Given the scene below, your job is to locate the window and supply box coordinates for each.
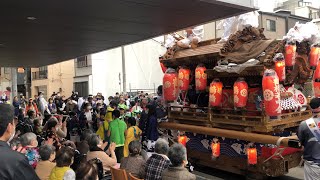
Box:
[32,66,48,80]
[266,19,276,32]
[310,12,319,19]
[74,81,89,97]
[76,56,91,68]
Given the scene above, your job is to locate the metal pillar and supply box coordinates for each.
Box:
[121,46,127,93]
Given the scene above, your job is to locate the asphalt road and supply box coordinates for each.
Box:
[193,166,304,180]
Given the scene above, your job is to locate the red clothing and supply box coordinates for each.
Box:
[25,103,39,114]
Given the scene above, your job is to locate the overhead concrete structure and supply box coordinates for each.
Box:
[0,0,254,67]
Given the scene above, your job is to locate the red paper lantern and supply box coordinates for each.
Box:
[285,42,296,69]
[209,79,223,107]
[233,77,248,108]
[163,68,178,102]
[211,140,220,158]
[309,45,320,70]
[262,69,281,116]
[195,65,207,91]
[247,147,257,165]
[178,67,191,91]
[274,53,285,83]
[178,135,187,147]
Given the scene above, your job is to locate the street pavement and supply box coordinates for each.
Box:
[193,167,304,180]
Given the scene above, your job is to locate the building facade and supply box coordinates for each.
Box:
[275,0,320,19]
[0,67,13,100]
[201,10,311,41]
[74,39,166,97]
[31,60,75,100]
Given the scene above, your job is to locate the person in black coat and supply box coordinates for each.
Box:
[0,104,39,180]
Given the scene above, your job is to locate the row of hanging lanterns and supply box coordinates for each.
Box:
[163,65,206,102]
[177,136,257,165]
[163,66,282,117]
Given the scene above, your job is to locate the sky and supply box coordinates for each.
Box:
[255,0,320,12]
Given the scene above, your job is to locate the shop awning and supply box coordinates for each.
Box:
[0,0,254,67]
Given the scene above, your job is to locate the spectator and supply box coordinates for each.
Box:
[20,95,27,109]
[96,111,110,145]
[20,132,40,168]
[144,138,170,180]
[105,101,116,122]
[86,134,117,173]
[75,159,99,180]
[0,104,39,179]
[76,129,93,155]
[143,104,158,152]
[108,110,127,162]
[162,143,196,180]
[26,98,39,115]
[48,98,57,114]
[37,92,48,116]
[13,96,20,116]
[33,119,43,136]
[121,140,145,178]
[18,108,25,122]
[124,117,142,157]
[36,145,56,180]
[45,117,67,139]
[66,98,78,115]
[49,146,75,180]
[298,98,320,179]
[118,98,128,110]
[26,109,37,125]
[79,103,95,131]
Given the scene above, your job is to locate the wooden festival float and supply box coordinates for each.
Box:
[158,25,320,179]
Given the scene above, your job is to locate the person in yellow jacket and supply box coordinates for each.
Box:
[124,117,142,157]
[49,147,75,180]
[96,111,110,142]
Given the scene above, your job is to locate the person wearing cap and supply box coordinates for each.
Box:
[298,97,320,179]
[118,98,128,111]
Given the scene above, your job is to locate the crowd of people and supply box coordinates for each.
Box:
[0,86,196,180]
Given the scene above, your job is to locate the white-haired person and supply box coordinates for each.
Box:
[20,132,40,169]
[162,143,196,180]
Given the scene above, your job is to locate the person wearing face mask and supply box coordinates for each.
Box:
[20,132,40,169]
[161,143,196,180]
[79,103,96,131]
[0,104,40,180]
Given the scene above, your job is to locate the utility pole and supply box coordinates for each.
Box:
[11,67,18,102]
[121,46,127,93]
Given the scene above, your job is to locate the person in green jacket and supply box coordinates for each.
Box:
[108,110,127,163]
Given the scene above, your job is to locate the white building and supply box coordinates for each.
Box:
[74,39,166,97]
